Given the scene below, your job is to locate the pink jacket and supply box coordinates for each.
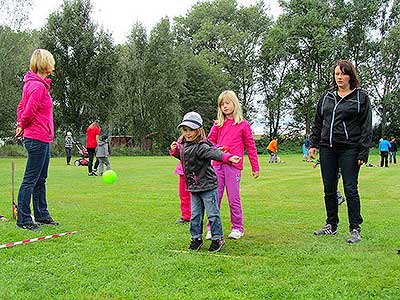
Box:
[17,71,54,143]
[174,161,184,175]
[208,119,260,172]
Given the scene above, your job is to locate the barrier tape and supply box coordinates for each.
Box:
[0,231,79,249]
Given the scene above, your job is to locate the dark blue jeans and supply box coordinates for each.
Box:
[320,146,363,231]
[17,138,52,225]
[65,147,72,164]
[190,188,223,240]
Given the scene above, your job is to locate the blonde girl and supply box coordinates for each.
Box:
[207,90,260,240]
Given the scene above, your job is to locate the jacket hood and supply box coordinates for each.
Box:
[23,71,51,89]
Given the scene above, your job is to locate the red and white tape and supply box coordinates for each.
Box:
[0,231,79,249]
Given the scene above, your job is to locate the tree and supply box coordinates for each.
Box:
[360,0,400,135]
[259,20,296,138]
[145,18,185,151]
[179,50,231,131]
[0,0,37,138]
[175,0,270,118]
[0,0,32,30]
[111,23,151,146]
[275,0,342,134]
[40,0,117,133]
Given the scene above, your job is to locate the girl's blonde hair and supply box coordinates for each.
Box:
[216,90,243,127]
[30,49,55,75]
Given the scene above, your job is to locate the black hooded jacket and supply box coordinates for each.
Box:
[171,140,231,193]
[310,88,372,162]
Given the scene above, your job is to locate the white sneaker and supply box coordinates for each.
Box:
[228,229,244,239]
[205,231,212,240]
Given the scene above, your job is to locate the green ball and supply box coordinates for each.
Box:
[102,170,117,184]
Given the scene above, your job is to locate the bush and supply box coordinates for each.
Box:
[0,144,27,157]
[255,136,304,154]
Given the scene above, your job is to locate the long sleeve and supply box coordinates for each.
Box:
[358,92,372,162]
[310,93,325,149]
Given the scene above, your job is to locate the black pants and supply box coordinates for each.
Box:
[65,147,72,164]
[87,148,99,173]
[380,151,388,167]
[320,146,363,231]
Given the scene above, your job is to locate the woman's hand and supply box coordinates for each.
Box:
[229,155,241,164]
[252,171,259,179]
[309,147,317,159]
[358,160,364,166]
[15,127,23,138]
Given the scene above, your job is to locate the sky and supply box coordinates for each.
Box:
[30,0,282,44]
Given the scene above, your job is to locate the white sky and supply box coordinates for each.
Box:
[30,0,282,44]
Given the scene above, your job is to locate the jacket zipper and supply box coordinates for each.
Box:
[181,143,188,190]
[343,121,349,140]
[329,99,343,147]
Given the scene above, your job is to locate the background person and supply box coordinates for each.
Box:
[379,136,391,167]
[389,136,397,164]
[65,131,75,165]
[267,138,278,163]
[95,133,112,176]
[86,121,100,176]
[309,60,372,244]
[15,49,59,230]
[173,136,191,224]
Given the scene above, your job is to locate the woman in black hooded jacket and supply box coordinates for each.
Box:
[309,60,372,244]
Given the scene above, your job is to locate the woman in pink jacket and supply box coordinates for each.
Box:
[206,90,260,240]
[15,49,59,231]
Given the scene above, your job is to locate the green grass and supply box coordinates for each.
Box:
[0,154,399,299]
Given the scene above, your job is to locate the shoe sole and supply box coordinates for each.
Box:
[314,231,337,235]
[36,223,59,226]
[228,233,244,239]
[16,225,41,231]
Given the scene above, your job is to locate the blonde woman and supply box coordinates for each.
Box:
[207,90,260,240]
[15,49,59,230]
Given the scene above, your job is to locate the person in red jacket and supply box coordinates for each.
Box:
[86,121,101,176]
[15,49,59,230]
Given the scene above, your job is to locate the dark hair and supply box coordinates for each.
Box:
[383,136,388,140]
[331,60,360,90]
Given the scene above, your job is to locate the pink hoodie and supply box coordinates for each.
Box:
[17,71,54,143]
[208,119,260,172]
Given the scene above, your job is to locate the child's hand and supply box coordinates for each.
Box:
[170,141,177,151]
[252,171,259,179]
[229,155,241,164]
[218,145,230,153]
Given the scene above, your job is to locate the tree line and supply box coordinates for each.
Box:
[1,0,399,151]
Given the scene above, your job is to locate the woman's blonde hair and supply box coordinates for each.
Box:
[29,49,55,75]
[216,90,243,127]
[89,121,100,129]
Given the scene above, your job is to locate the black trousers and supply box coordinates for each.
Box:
[380,151,388,167]
[65,147,72,164]
[319,146,363,231]
[87,148,99,173]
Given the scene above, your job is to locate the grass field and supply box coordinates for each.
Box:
[0,154,399,299]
